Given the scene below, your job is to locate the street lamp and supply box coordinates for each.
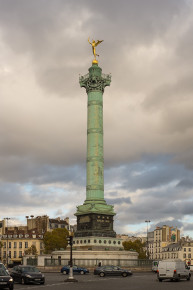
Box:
[4,217,10,267]
[64,235,77,283]
[145,220,151,259]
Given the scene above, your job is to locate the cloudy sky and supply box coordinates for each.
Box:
[0,0,193,237]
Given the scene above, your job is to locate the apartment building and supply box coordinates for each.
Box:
[162,241,193,265]
[0,228,44,265]
[148,225,180,260]
[0,215,70,265]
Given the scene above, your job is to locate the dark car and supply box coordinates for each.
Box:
[10,266,45,285]
[61,265,89,275]
[94,265,133,277]
[0,268,14,290]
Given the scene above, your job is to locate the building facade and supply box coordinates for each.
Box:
[148,225,180,260]
[162,241,193,265]
[0,215,70,265]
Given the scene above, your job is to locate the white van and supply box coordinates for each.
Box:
[157,260,191,282]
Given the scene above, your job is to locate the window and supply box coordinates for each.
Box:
[189,248,191,252]
[94,240,97,243]
[25,242,28,248]
[14,242,17,248]
[9,251,11,258]
[3,242,6,248]
[183,254,186,258]
[3,251,6,258]
[14,251,17,258]
[8,242,11,248]
[184,248,186,252]
[19,242,22,248]
[188,254,191,258]
[19,251,22,258]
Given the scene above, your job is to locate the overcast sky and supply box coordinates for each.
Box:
[0,0,193,237]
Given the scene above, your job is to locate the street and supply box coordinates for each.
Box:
[12,272,193,290]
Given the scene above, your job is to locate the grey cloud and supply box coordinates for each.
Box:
[150,220,183,231]
[111,185,193,227]
[0,156,86,186]
[0,0,193,236]
[106,197,132,205]
[183,224,193,232]
[177,179,193,188]
[105,155,193,191]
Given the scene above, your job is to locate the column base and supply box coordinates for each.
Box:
[64,278,78,282]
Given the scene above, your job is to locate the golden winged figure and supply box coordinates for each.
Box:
[88,37,103,63]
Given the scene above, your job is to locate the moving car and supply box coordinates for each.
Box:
[0,268,14,290]
[60,265,89,275]
[94,265,133,277]
[157,260,191,282]
[10,266,45,285]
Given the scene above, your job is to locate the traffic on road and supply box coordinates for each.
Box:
[4,271,193,290]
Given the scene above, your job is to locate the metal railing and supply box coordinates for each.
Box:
[44,258,152,268]
[26,258,38,266]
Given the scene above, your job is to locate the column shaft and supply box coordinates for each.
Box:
[86,91,104,201]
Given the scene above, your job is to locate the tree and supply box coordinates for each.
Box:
[25,245,38,255]
[123,239,146,259]
[43,228,69,254]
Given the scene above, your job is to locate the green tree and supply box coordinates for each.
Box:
[123,239,146,259]
[25,245,38,255]
[43,228,69,254]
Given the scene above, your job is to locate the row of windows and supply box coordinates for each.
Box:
[74,239,121,245]
[3,242,43,249]
[153,253,179,259]
[184,248,192,252]
[3,251,23,258]
[4,242,29,249]
[183,254,191,258]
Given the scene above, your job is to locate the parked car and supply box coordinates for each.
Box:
[60,265,89,275]
[157,260,191,282]
[0,268,14,290]
[0,264,9,275]
[10,266,45,285]
[94,265,133,277]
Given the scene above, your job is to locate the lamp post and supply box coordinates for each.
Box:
[145,220,150,259]
[4,217,10,267]
[64,235,78,282]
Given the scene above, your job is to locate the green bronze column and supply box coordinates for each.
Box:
[75,63,115,217]
[74,40,116,239]
[85,64,107,203]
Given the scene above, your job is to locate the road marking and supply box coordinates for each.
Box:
[15,282,66,289]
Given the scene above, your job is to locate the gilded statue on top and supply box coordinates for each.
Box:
[88,37,103,64]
